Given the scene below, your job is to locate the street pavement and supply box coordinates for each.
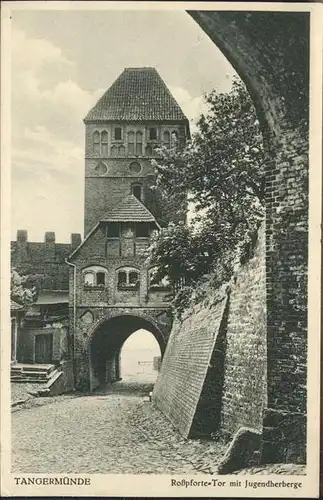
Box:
[11,377,226,474]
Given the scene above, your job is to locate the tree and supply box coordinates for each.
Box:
[149,78,265,311]
[11,267,39,306]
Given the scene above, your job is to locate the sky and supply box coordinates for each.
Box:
[9,8,238,243]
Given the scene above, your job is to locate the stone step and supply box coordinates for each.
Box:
[11,364,58,383]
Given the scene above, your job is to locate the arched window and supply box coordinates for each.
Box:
[84,271,95,287]
[145,144,152,156]
[101,130,109,156]
[117,268,140,290]
[93,131,100,155]
[114,127,122,140]
[96,272,105,286]
[118,145,125,157]
[111,145,117,157]
[117,271,127,286]
[83,266,107,288]
[131,184,142,201]
[136,131,143,156]
[128,131,135,155]
[149,127,158,140]
[163,131,170,148]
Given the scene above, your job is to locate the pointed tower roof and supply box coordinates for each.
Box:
[84,67,188,123]
[101,194,158,225]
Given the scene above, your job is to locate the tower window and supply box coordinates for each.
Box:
[93,131,100,155]
[93,130,109,156]
[114,127,122,140]
[132,184,142,201]
[127,131,135,155]
[101,131,109,156]
[136,131,143,155]
[149,128,157,140]
[107,223,120,238]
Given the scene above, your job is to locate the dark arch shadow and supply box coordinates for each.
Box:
[90,314,166,388]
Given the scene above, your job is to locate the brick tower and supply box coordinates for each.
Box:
[68,68,190,390]
[83,67,190,236]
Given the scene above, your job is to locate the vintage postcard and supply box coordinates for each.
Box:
[1,1,322,497]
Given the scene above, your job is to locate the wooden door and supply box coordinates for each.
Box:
[35,334,53,364]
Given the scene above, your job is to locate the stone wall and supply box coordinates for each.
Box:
[153,222,266,440]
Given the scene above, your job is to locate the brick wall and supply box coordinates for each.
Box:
[153,285,229,438]
[189,10,308,463]
[84,122,187,234]
[11,231,81,291]
[153,223,266,439]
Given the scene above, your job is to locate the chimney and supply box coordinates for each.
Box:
[45,231,55,261]
[71,233,82,250]
[16,230,28,262]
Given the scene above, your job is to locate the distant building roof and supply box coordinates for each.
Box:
[84,67,188,123]
[36,290,69,305]
[101,194,158,224]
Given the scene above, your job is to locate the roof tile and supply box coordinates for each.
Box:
[84,68,188,122]
[101,194,157,224]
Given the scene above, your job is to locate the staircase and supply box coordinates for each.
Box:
[11,363,57,383]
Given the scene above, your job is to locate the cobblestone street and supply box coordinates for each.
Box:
[12,378,227,474]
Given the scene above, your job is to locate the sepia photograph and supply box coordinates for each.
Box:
[1,1,321,497]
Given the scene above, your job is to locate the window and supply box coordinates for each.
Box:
[110,145,117,157]
[83,266,107,288]
[135,224,150,237]
[149,128,157,140]
[129,271,138,285]
[136,131,143,155]
[93,131,100,155]
[101,131,109,156]
[118,145,125,157]
[163,130,170,148]
[128,131,135,155]
[93,130,109,156]
[114,127,122,140]
[84,272,94,286]
[117,271,127,286]
[129,161,142,174]
[132,184,142,201]
[96,272,105,286]
[117,268,140,290]
[145,144,152,156]
[107,223,120,237]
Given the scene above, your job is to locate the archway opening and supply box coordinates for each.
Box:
[90,315,166,392]
[120,329,161,385]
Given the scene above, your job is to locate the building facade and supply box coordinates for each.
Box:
[68,68,190,390]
